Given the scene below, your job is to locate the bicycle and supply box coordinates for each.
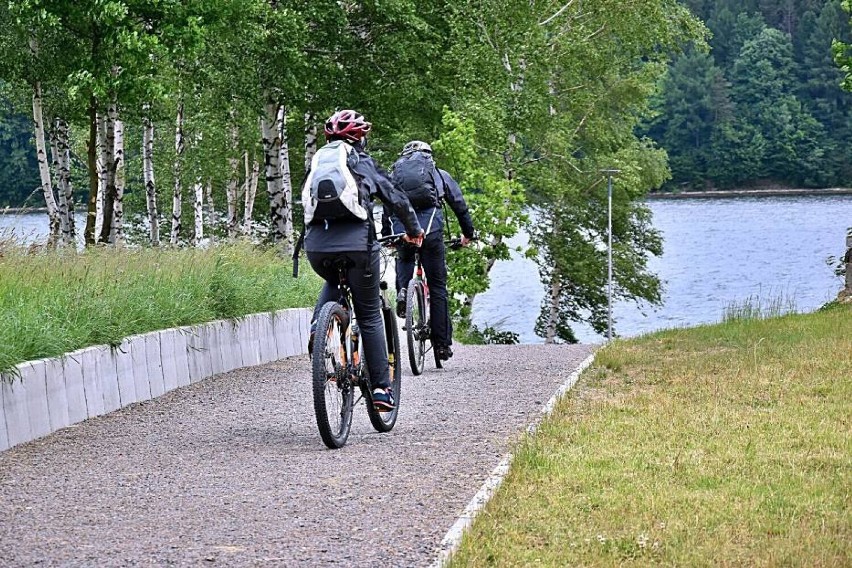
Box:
[386,221,466,376]
[311,241,402,449]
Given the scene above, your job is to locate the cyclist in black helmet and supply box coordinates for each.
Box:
[382,140,476,362]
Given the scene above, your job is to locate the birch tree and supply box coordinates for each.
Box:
[260,102,286,243]
[31,79,60,243]
[142,105,159,245]
[226,125,241,238]
[277,106,294,254]
[52,118,74,245]
[110,111,126,245]
[170,102,184,245]
[243,155,259,235]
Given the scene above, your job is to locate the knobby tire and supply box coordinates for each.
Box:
[406,283,427,376]
[366,305,401,432]
[312,301,354,449]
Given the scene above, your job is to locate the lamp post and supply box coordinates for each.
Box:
[600,169,621,342]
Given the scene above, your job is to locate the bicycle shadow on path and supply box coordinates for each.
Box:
[0,342,596,567]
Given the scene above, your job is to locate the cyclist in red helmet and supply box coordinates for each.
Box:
[302,109,423,412]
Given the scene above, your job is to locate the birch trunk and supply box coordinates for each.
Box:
[225,128,240,238]
[95,112,107,241]
[170,102,185,245]
[111,114,126,245]
[277,106,294,255]
[98,107,116,244]
[84,97,98,245]
[49,122,68,241]
[193,176,204,247]
[54,118,75,245]
[142,106,159,246]
[32,81,60,243]
[191,131,204,247]
[243,158,259,235]
[304,111,317,172]
[544,273,561,344]
[261,102,288,245]
[205,179,215,227]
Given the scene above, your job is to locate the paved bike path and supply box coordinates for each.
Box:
[0,343,595,567]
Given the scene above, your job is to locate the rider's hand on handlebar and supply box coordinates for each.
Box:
[403,230,425,247]
[460,235,472,247]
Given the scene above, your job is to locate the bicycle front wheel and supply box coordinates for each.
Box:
[367,305,402,432]
[406,282,427,376]
[312,301,354,449]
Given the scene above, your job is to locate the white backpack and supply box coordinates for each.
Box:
[302,140,369,224]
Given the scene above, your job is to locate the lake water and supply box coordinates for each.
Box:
[3,196,851,345]
[472,195,852,344]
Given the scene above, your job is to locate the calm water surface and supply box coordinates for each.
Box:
[3,196,850,345]
[472,195,852,344]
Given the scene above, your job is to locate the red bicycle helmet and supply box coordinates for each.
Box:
[324,109,372,143]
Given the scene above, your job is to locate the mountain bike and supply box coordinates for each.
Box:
[311,246,401,449]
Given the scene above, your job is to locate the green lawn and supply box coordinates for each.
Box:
[450,303,851,567]
[0,243,321,373]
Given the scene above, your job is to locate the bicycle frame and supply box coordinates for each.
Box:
[331,254,397,388]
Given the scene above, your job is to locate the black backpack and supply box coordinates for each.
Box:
[391,151,440,210]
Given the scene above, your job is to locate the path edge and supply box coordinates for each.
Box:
[429,351,597,568]
[0,308,311,453]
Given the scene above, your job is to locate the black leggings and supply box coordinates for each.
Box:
[395,230,452,348]
[307,249,390,390]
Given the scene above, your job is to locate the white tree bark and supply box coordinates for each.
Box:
[304,111,317,172]
[32,81,60,243]
[142,106,160,246]
[111,113,126,245]
[192,131,204,247]
[99,104,117,244]
[205,179,216,225]
[49,122,68,241]
[171,102,185,245]
[226,127,240,238]
[53,118,75,245]
[193,176,204,247]
[243,158,259,235]
[277,106,294,255]
[261,102,289,246]
[95,112,107,241]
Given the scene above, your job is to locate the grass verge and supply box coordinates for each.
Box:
[0,243,321,374]
[450,304,851,567]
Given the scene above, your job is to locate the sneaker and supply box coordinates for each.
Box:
[396,289,407,319]
[372,387,395,412]
[436,345,453,361]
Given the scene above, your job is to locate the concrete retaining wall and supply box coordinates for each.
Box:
[0,308,311,452]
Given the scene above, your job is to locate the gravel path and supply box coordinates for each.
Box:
[0,342,595,567]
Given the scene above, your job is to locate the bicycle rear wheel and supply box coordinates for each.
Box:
[367,305,402,432]
[312,301,354,449]
[406,283,427,375]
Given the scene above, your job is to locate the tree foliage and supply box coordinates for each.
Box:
[650,0,852,191]
[1,0,709,342]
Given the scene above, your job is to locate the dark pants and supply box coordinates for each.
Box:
[395,231,452,348]
[307,249,390,390]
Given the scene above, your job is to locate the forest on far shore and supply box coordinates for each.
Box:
[646,0,852,191]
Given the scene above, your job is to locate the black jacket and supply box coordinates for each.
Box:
[383,168,475,239]
[304,148,422,254]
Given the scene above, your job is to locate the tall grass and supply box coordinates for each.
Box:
[0,242,321,373]
[722,291,798,322]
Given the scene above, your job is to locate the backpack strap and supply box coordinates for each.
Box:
[292,228,305,278]
[436,169,452,203]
